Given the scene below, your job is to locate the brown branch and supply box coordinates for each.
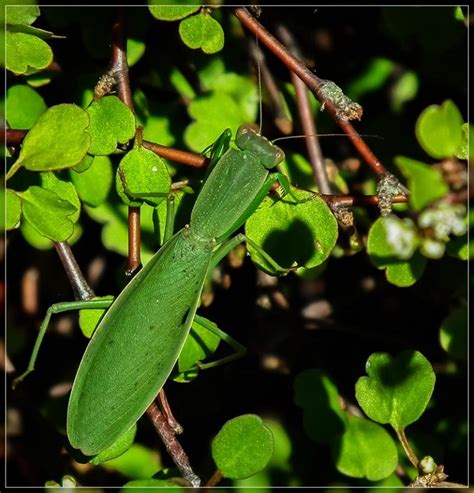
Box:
[146,402,201,487]
[276,24,331,194]
[234,7,386,177]
[143,139,208,168]
[127,207,142,276]
[2,129,27,146]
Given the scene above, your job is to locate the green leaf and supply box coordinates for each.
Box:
[127,38,145,67]
[212,414,274,479]
[366,215,419,262]
[79,295,114,338]
[6,84,47,129]
[367,217,427,287]
[20,219,54,250]
[390,70,419,113]
[355,351,436,430]
[245,188,338,275]
[395,156,449,211]
[148,4,200,22]
[6,5,39,25]
[90,424,137,465]
[6,31,53,75]
[294,369,346,444]
[415,100,464,159]
[116,146,171,207]
[418,202,467,242]
[332,415,398,481]
[8,104,90,179]
[179,12,224,54]
[6,189,22,230]
[19,186,78,241]
[455,123,473,160]
[185,90,257,152]
[40,172,81,224]
[440,307,467,360]
[70,156,113,207]
[86,96,136,155]
[173,317,221,382]
[346,57,394,101]
[102,443,161,480]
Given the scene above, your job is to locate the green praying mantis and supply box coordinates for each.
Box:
[12,124,291,456]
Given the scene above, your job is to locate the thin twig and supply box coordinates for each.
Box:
[54,242,95,302]
[396,428,419,470]
[127,207,141,276]
[234,7,386,176]
[204,469,223,488]
[276,24,331,194]
[146,402,201,487]
[143,139,208,168]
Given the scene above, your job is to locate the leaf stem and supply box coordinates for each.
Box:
[396,427,420,470]
[204,469,223,487]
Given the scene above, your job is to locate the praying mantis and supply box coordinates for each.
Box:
[13,124,291,456]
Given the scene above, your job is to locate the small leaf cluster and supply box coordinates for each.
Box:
[367,100,469,287]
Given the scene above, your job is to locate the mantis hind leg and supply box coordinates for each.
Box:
[12,299,114,389]
[191,314,246,370]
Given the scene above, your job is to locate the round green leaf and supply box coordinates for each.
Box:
[86,96,136,155]
[212,414,274,479]
[70,155,113,207]
[149,4,200,21]
[79,295,115,338]
[6,189,22,230]
[127,38,145,67]
[19,186,78,241]
[6,84,47,129]
[456,123,473,160]
[294,369,346,444]
[355,350,436,430]
[415,100,464,159]
[20,219,54,250]
[367,215,419,263]
[6,5,39,25]
[367,217,427,287]
[6,31,53,75]
[173,316,221,382]
[10,104,90,177]
[179,12,224,54]
[245,189,338,275]
[90,424,137,465]
[440,307,467,360]
[395,156,449,211]
[332,415,398,481]
[116,146,171,207]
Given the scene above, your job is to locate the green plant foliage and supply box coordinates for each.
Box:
[346,57,394,101]
[246,188,338,275]
[173,317,221,382]
[456,122,473,160]
[102,443,161,480]
[20,219,54,250]
[79,295,115,338]
[395,157,448,212]
[70,156,113,207]
[211,414,274,479]
[6,84,47,129]
[116,146,171,207]
[40,172,81,224]
[415,100,464,159]
[19,186,78,241]
[86,96,136,155]
[6,31,53,75]
[148,4,200,22]
[332,415,398,481]
[179,12,224,54]
[90,424,137,465]
[6,189,22,230]
[355,351,436,430]
[7,104,90,179]
[6,5,39,25]
[185,88,257,152]
[122,478,184,490]
[367,217,427,287]
[294,369,346,443]
[390,70,419,113]
[439,307,467,360]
